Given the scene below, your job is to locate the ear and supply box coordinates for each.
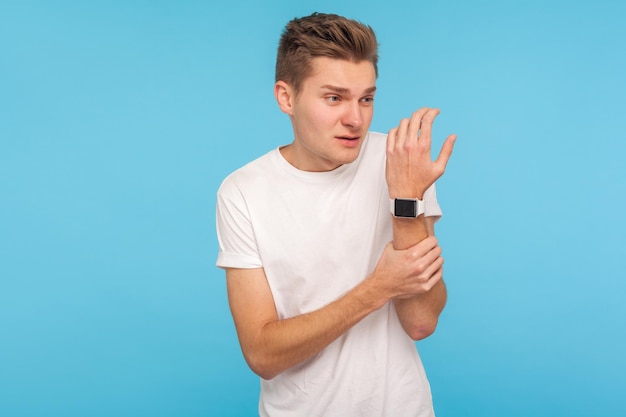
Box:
[274,81,295,116]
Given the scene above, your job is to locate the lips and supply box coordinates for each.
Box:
[336,135,361,148]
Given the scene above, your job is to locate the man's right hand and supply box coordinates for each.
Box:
[369,236,444,300]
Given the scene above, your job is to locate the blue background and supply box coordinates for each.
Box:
[1,1,625,416]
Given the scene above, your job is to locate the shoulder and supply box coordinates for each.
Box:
[218,149,277,197]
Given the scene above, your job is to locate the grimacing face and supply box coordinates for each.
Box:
[275,57,377,172]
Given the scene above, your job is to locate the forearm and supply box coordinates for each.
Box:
[392,216,447,339]
[240,277,387,380]
[392,215,428,250]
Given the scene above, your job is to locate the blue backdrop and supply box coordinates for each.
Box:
[1,1,625,416]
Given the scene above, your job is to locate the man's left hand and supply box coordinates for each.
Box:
[386,108,456,199]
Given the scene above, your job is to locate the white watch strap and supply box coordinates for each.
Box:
[416,198,425,216]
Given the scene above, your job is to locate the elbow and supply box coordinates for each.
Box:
[406,318,439,341]
[244,351,280,381]
[252,366,279,381]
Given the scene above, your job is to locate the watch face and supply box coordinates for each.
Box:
[395,199,417,218]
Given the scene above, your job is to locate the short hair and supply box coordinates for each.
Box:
[275,12,379,93]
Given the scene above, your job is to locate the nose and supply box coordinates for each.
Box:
[342,101,364,129]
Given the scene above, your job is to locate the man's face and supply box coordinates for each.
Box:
[280,57,376,172]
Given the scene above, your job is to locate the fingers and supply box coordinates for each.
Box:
[400,236,443,274]
[389,108,430,148]
[420,252,444,279]
[420,265,444,292]
[386,126,397,153]
[395,117,410,150]
[417,108,440,146]
[386,107,456,198]
[391,108,441,149]
[408,235,439,259]
[407,108,429,144]
[412,108,457,175]
[434,133,457,174]
[377,238,445,297]
[403,238,444,293]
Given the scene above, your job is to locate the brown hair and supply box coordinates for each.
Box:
[275,12,379,93]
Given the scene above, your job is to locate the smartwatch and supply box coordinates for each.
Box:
[390,198,425,218]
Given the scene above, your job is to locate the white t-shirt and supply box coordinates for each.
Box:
[216,132,441,417]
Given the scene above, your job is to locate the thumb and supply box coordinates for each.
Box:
[434,134,457,172]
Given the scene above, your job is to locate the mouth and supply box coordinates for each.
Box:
[336,135,360,141]
[336,135,361,148]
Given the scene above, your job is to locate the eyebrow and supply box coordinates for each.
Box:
[320,85,377,95]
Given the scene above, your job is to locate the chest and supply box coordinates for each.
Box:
[247,170,391,317]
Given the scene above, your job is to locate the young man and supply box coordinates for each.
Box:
[216,12,456,417]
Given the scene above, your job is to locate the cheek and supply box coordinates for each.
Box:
[364,106,374,120]
[303,110,336,131]
[318,107,343,126]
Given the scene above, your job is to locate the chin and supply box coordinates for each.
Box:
[336,151,361,166]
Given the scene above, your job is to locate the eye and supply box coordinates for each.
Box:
[361,96,374,104]
[326,95,340,103]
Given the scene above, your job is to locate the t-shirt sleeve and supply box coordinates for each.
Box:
[215,180,263,269]
[424,183,443,221]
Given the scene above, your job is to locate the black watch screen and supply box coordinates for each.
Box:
[394,199,417,218]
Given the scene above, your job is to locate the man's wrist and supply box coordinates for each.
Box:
[388,188,425,201]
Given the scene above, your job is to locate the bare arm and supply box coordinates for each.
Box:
[226,227,449,380]
[226,108,455,379]
[391,217,447,340]
[386,108,456,340]
[226,267,384,380]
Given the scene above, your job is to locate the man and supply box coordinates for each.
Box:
[216,12,456,417]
